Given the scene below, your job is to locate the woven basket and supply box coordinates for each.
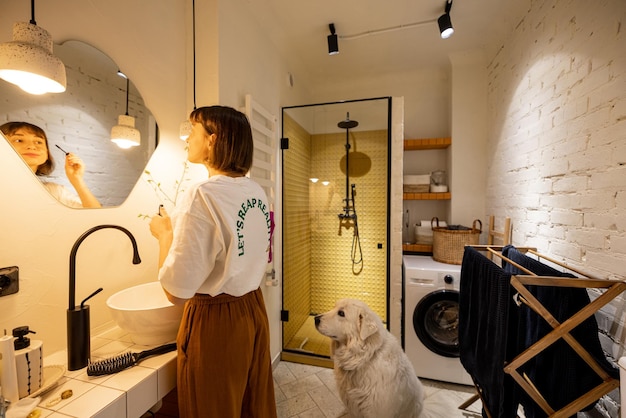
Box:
[431,218,482,265]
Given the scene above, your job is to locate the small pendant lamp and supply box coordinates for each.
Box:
[179,0,197,140]
[0,0,66,95]
[111,71,141,149]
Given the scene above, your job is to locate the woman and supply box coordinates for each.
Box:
[149,106,276,418]
[1,121,101,208]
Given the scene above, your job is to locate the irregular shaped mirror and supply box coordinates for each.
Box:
[0,40,158,207]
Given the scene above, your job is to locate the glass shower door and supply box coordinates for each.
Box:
[281,97,391,363]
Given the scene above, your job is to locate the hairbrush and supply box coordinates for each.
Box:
[86,342,176,376]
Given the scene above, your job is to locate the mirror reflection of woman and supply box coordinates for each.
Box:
[1,122,101,208]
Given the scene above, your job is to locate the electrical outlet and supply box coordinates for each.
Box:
[0,266,19,297]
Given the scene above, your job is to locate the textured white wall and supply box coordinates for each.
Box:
[486,1,626,414]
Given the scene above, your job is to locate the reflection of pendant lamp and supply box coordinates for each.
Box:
[0,0,66,95]
[179,0,197,140]
[111,71,141,149]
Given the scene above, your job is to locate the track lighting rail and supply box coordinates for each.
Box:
[339,19,436,41]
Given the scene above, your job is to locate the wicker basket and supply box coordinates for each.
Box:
[431,218,482,265]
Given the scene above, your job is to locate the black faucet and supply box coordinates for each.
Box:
[67,225,141,371]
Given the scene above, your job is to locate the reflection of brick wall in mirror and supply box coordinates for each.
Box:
[0,40,158,207]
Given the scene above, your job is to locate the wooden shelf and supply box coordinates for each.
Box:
[404,137,451,150]
[402,243,433,253]
[402,137,451,249]
[403,192,451,200]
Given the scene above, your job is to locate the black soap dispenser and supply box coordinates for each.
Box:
[12,326,34,350]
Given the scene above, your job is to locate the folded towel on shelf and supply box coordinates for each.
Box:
[502,245,619,418]
[459,246,521,418]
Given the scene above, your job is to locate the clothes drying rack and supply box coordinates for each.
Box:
[459,244,626,418]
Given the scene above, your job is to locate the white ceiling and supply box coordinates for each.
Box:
[245,0,531,86]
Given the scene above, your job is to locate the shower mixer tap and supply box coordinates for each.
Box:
[339,184,357,220]
[337,115,363,270]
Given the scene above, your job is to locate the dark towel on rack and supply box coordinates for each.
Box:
[502,245,619,418]
[459,246,521,418]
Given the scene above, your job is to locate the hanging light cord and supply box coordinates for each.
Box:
[124,78,130,116]
[29,0,37,25]
[350,184,363,270]
[192,0,197,110]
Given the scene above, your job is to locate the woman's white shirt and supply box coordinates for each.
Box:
[159,175,272,298]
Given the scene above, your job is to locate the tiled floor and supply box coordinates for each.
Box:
[273,361,482,418]
[149,360,484,418]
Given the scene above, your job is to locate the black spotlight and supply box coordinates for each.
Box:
[327,23,339,55]
[438,0,454,39]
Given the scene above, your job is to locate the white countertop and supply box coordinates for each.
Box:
[25,326,177,418]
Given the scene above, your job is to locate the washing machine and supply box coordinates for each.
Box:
[403,255,473,385]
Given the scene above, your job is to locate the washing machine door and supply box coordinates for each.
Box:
[413,289,460,358]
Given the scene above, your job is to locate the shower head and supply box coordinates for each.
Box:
[338,112,358,129]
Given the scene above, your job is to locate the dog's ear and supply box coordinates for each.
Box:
[358,308,379,340]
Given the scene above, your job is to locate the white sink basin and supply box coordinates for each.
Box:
[107,281,183,346]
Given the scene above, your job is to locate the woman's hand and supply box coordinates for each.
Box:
[64,152,101,208]
[150,206,174,269]
[150,206,173,239]
[64,152,86,183]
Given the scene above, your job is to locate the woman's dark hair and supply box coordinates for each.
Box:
[189,106,253,175]
[0,121,54,175]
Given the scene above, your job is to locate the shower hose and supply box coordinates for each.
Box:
[350,184,363,270]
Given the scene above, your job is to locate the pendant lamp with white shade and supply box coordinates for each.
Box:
[111,71,141,149]
[0,0,66,95]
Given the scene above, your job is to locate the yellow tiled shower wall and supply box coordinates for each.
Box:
[309,129,388,316]
[283,115,388,347]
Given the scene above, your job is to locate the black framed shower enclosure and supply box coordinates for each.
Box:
[280,97,392,365]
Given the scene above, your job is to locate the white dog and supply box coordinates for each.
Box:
[315,298,424,418]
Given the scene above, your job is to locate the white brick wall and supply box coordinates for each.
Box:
[486,0,626,414]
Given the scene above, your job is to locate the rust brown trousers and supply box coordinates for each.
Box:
[176,287,277,418]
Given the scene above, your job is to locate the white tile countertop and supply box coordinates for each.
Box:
[26,326,177,418]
